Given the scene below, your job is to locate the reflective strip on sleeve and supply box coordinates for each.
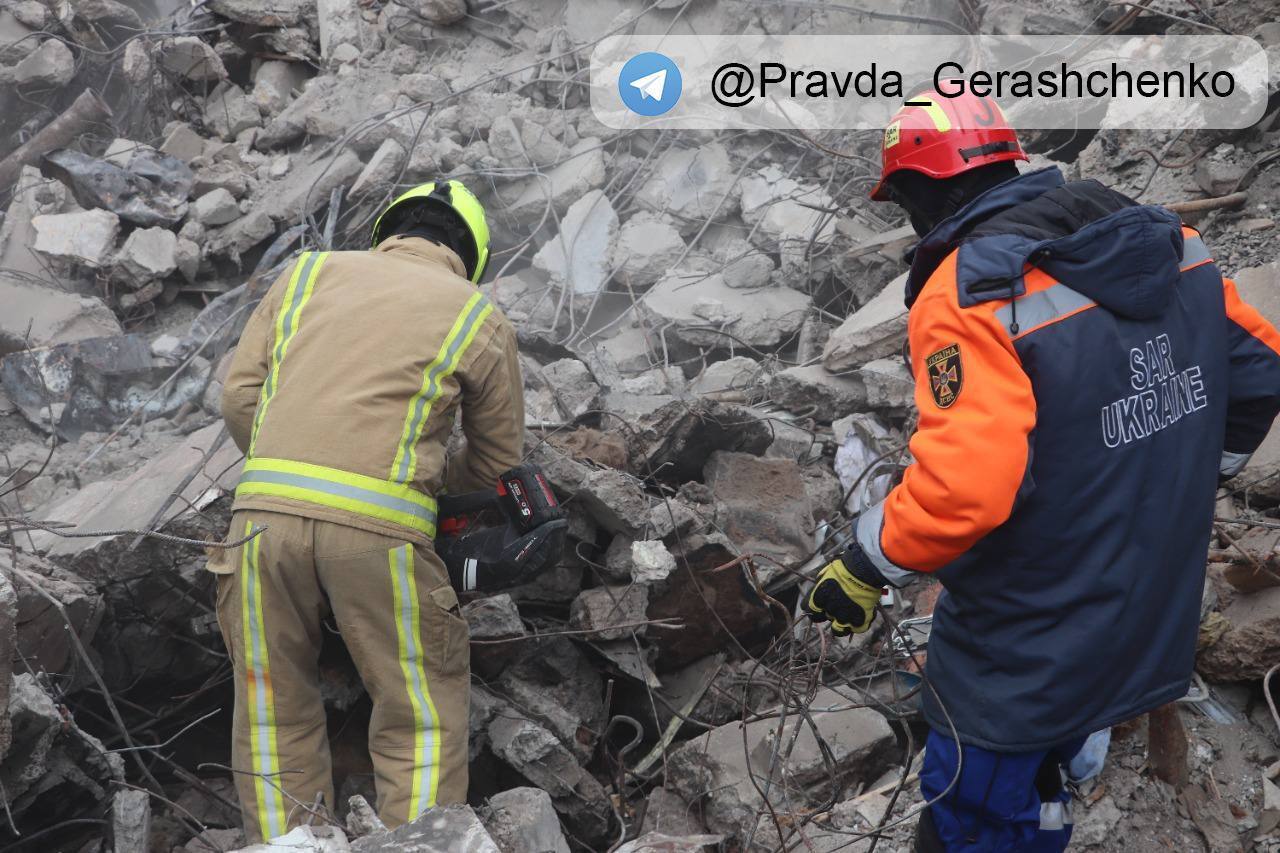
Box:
[1180,236,1212,271]
[240,521,286,840]
[389,543,442,820]
[994,283,1096,340]
[237,457,438,537]
[248,251,328,457]
[390,293,494,485]
[856,502,916,588]
[1221,449,1251,478]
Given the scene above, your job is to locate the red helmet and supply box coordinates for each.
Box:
[869,87,1028,201]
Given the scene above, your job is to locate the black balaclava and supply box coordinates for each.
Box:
[381,204,474,274]
[888,160,1021,238]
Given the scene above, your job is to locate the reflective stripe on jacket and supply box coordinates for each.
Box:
[222,237,525,544]
[856,168,1280,751]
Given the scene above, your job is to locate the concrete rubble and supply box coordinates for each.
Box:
[0,0,1275,850]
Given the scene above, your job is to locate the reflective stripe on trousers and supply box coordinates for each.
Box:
[236,457,438,537]
[240,519,287,840]
[388,543,442,820]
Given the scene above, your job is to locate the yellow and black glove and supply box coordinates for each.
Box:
[803,544,890,635]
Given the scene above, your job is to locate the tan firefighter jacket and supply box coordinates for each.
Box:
[221,236,525,546]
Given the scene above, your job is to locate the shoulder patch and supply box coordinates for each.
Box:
[925,343,963,409]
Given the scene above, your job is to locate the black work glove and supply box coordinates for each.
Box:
[803,544,890,636]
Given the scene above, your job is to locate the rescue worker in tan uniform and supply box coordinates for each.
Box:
[211,180,523,843]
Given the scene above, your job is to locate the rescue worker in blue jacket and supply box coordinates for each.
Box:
[803,88,1280,851]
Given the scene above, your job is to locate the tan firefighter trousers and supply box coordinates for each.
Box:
[211,509,470,843]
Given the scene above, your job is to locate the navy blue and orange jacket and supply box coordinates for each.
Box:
[856,167,1280,751]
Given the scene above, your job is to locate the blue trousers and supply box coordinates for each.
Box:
[918,729,1086,852]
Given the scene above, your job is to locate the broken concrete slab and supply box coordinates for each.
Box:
[10,38,74,87]
[494,635,605,763]
[615,834,723,853]
[537,358,601,421]
[114,226,178,285]
[610,396,773,484]
[0,673,123,826]
[480,787,570,853]
[576,468,649,536]
[767,364,865,419]
[31,208,120,268]
[612,213,686,291]
[351,805,498,851]
[666,687,895,846]
[206,0,314,26]
[532,189,619,295]
[636,143,739,235]
[351,138,405,196]
[823,273,910,372]
[21,423,241,689]
[704,451,814,582]
[861,357,914,413]
[643,271,811,349]
[158,36,227,82]
[739,164,837,275]
[690,356,762,399]
[203,83,261,141]
[487,713,611,844]
[257,68,398,151]
[0,277,122,356]
[569,584,650,641]
[502,137,607,219]
[259,148,363,224]
[205,209,275,264]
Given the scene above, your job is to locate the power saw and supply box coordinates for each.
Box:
[436,464,567,593]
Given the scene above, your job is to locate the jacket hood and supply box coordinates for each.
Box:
[904,167,1186,321]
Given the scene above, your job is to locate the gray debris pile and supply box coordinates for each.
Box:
[0,0,1277,851]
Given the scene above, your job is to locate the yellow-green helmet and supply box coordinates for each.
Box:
[371,180,491,283]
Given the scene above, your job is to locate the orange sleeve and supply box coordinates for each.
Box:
[1222,276,1280,358]
[856,254,1037,580]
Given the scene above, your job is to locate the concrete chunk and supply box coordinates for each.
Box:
[767,364,865,419]
[0,278,121,355]
[112,789,152,853]
[533,190,618,295]
[203,83,261,140]
[667,687,895,846]
[480,787,570,853]
[861,357,914,413]
[31,209,120,268]
[159,36,227,81]
[115,226,178,284]
[612,214,686,291]
[823,272,910,372]
[191,188,240,226]
[643,271,810,349]
[637,143,738,234]
[704,451,813,582]
[576,468,649,536]
[252,59,308,115]
[11,38,74,87]
[569,584,650,641]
